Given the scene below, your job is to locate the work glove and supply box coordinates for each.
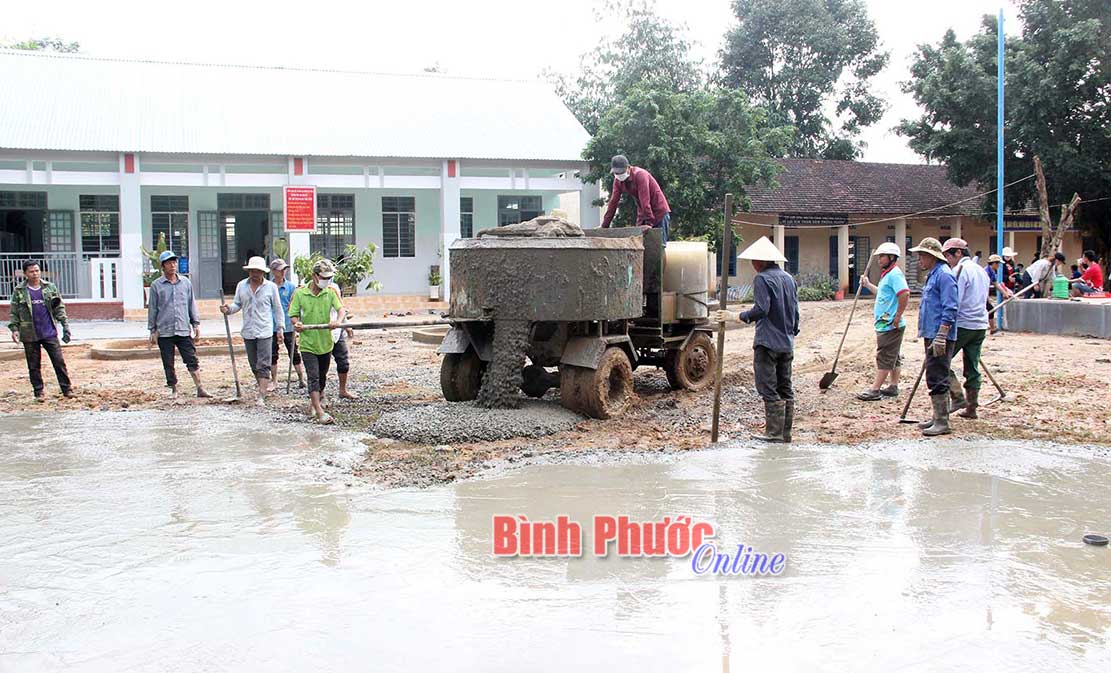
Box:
[930,327,950,357]
[62,327,71,344]
[714,310,738,323]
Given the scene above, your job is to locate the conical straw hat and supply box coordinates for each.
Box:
[737,235,787,263]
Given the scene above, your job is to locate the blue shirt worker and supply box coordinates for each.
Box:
[941,238,991,420]
[147,250,209,399]
[908,237,958,436]
[856,242,910,401]
[268,258,305,390]
[221,256,284,406]
[715,236,800,443]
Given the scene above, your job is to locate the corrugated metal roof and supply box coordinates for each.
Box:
[0,50,591,162]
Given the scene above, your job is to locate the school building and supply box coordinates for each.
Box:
[0,50,596,318]
[737,159,1090,293]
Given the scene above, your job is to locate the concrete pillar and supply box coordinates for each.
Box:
[579,165,601,229]
[773,223,785,254]
[1007,231,1015,251]
[286,156,311,286]
[837,224,850,297]
[951,218,962,239]
[288,233,310,285]
[118,153,145,310]
[439,159,462,297]
[895,217,907,272]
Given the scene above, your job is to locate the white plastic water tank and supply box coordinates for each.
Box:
[663,241,710,320]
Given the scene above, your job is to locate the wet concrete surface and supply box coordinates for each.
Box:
[3,409,1111,671]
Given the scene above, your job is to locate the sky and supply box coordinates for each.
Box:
[3,0,1019,164]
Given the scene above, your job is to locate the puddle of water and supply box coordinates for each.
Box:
[2,409,1110,672]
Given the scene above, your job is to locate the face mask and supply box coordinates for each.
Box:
[318,277,332,289]
[615,172,630,182]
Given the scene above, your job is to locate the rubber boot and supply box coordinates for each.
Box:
[922,394,952,436]
[957,387,979,419]
[752,400,786,442]
[190,371,211,398]
[782,401,794,443]
[948,375,967,413]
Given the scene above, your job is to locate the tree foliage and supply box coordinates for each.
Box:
[898,1,1111,250]
[2,37,80,52]
[719,0,888,159]
[544,0,704,135]
[583,84,792,239]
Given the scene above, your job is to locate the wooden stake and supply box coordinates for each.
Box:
[711,194,733,443]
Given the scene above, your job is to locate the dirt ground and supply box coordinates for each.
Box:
[3,299,1110,487]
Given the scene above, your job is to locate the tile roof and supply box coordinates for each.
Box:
[745,159,982,216]
[0,50,590,162]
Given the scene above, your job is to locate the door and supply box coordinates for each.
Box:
[851,236,869,293]
[268,210,285,259]
[196,211,222,299]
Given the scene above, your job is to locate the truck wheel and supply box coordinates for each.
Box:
[664,332,716,392]
[440,351,485,402]
[559,365,589,414]
[582,347,635,419]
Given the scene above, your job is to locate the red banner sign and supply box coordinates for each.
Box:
[284,185,317,232]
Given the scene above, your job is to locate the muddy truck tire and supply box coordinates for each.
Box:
[560,347,634,419]
[664,332,716,392]
[441,351,486,402]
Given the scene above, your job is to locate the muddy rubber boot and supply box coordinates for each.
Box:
[957,387,979,419]
[782,401,794,443]
[922,394,952,436]
[948,377,967,413]
[752,400,786,442]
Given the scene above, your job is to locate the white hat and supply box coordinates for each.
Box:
[243,256,269,272]
[737,236,787,263]
[875,241,901,257]
[1002,246,1016,258]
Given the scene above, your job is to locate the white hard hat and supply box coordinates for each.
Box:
[737,236,787,263]
[875,241,901,257]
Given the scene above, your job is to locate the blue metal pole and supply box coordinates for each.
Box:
[996,9,1005,315]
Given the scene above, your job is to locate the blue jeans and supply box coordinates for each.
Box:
[657,212,670,245]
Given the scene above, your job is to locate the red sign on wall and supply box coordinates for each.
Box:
[284,185,317,232]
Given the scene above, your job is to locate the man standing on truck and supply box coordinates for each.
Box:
[600,155,672,243]
[713,236,799,443]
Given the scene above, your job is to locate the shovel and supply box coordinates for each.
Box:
[819,251,875,390]
[897,359,928,424]
[220,294,243,402]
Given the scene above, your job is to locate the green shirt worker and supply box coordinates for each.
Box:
[288,259,346,424]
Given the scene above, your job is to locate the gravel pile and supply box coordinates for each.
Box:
[372,399,584,444]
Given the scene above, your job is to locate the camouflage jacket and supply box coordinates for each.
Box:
[8,280,68,342]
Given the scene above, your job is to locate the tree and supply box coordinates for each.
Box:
[583,84,792,239]
[544,0,704,135]
[719,0,889,159]
[898,1,1111,255]
[2,37,80,52]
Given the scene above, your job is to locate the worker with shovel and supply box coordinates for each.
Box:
[714,237,799,442]
[941,238,990,420]
[288,259,346,424]
[855,241,909,401]
[220,256,284,406]
[268,258,305,391]
[908,237,958,436]
[147,250,210,400]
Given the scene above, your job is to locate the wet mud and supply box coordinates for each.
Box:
[476,319,531,409]
[4,409,1111,671]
